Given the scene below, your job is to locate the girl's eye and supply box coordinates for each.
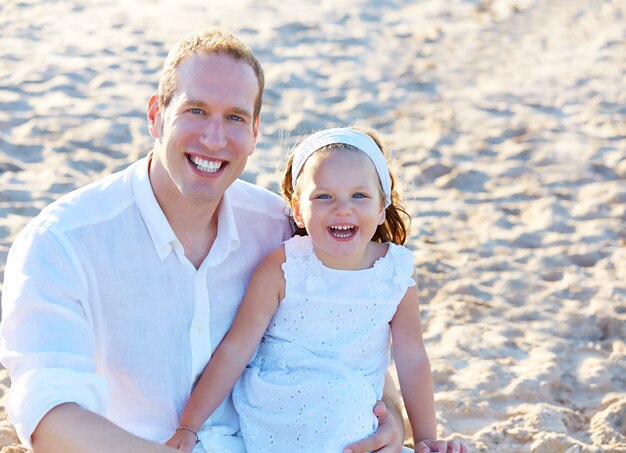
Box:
[352,193,367,199]
[315,194,331,200]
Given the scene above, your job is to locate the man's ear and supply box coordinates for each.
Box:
[147,94,162,138]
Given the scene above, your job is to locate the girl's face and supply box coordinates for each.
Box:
[292,149,386,270]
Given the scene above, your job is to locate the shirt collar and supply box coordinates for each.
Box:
[204,188,240,267]
[132,154,241,265]
[132,155,178,261]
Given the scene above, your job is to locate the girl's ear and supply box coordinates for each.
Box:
[378,202,386,225]
[292,198,305,228]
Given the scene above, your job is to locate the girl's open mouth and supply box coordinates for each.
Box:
[328,225,358,239]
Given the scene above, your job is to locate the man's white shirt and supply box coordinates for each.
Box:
[0,156,291,447]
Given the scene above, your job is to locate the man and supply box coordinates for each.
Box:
[0,29,407,452]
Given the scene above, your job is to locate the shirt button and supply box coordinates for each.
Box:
[195,324,204,334]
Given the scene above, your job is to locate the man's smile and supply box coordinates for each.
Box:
[188,154,226,174]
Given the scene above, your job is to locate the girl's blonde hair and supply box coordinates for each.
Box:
[280,126,411,245]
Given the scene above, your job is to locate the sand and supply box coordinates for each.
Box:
[0,0,624,452]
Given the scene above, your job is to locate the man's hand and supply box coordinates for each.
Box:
[343,400,404,453]
[415,438,469,453]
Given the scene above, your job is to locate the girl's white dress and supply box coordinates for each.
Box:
[232,235,416,453]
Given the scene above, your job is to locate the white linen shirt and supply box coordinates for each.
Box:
[0,156,292,448]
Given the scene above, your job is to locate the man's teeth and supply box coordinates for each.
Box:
[190,155,222,173]
[329,225,355,238]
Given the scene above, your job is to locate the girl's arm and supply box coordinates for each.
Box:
[390,274,437,448]
[170,247,286,443]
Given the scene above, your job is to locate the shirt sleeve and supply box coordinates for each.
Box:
[0,224,109,447]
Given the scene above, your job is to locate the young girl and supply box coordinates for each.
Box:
[166,127,466,453]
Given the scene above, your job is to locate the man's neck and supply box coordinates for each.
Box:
[162,193,221,269]
[148,153,221,269]
[171,207,219,269]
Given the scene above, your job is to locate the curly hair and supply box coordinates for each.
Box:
[280,126,411,245]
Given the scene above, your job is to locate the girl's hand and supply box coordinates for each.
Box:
[415,438,469,453]
[164,430,197,453]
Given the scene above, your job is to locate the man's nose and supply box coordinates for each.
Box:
[199,118,227,150]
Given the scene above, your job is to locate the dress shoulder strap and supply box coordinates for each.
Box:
[386,244,417,290]
[283,235,314,260]
[281,236,327,292]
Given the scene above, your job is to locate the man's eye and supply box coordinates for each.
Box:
[228,115,243,121]
[189,108,204,114]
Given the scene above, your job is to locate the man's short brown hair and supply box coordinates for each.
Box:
[157,29,265,121]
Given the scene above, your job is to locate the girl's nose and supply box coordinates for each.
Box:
[334,198,352,215]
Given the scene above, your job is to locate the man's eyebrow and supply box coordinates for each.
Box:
[230,106,253,118]
[183,99,206,107]
[182,99,252,118]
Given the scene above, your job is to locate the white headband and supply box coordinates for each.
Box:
[291,128,392,208]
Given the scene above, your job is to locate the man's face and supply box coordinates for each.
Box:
[148,53,260,208]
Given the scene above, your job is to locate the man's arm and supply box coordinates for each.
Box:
[1,228,117,449]
[32,404,174,453]
[343,371,406,453]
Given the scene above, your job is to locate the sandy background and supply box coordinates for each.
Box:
[1,0,625,451]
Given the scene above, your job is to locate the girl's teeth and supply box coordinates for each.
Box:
[330,225,355,238]
[190,155,222,173]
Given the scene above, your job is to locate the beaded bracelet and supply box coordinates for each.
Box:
[176,426,200,444]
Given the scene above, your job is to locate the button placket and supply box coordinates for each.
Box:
[189,267,212,380]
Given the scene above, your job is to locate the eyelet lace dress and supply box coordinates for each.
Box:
[232,235,416,452]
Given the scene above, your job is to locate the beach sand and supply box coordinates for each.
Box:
[0,0,625,451]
